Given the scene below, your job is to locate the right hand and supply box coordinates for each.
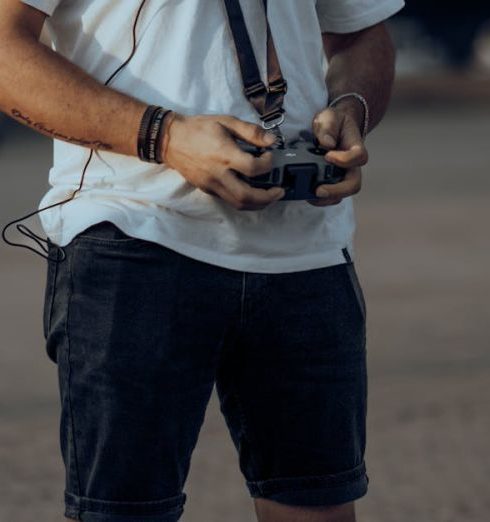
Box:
[162,113,286,210]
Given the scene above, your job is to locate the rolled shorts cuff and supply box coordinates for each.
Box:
[246,462,368,507]
[64,490,186,521]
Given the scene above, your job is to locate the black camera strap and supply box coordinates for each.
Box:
[223,0,288,129]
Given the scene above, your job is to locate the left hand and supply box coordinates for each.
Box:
[308,105,369,207]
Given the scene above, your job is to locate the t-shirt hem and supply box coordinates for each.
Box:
[318,0,405,34]
[46,215,355,275]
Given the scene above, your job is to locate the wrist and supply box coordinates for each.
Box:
[330,99,364,130]
[159,110,179,164]
[327,92,369,139]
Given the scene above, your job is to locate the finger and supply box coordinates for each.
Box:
[307,196,343,207]
[219,170,285,208]
[326,144,368,168]
[325,116,368,168]
[229,150,274,178]
[219,116,277,148]
[315,168,362,200]
[312,109,340,150]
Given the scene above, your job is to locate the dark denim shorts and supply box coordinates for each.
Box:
[43,221,368,521]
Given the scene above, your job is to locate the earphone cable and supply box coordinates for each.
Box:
[1,0,149,262]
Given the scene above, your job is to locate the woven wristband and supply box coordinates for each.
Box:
[137,105,161,161]
[137,105,173,163]
[328,92,370,140]
[146,108,172,163]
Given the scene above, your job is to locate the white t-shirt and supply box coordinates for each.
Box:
[23,0,404,273]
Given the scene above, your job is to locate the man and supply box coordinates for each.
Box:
[0,0,403,521]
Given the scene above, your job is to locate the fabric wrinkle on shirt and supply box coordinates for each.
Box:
[21,0,405,274]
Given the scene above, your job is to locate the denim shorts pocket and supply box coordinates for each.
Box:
[43,245,59,339]
[74,221,145,247]
[344,263,367,321]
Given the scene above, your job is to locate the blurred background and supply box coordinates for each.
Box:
[1,4,490,521]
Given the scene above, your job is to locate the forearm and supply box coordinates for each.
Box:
[0,34,147,156]
[323,23,396,132]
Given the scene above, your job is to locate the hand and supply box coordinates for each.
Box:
[308,104,369,207]
[162,113,286,211]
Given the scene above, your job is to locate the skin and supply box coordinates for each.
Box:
[0,2,395,521]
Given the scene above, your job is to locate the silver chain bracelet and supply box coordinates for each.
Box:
[328,92,370,140]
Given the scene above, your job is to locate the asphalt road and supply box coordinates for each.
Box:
[1,91,489,522]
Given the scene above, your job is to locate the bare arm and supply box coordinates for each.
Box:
[0,1,149,155]
[322,23,396,133]
[0,0,283,210]
[309,22,396,206]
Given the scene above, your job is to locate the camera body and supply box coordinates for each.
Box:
[236,139,346,201]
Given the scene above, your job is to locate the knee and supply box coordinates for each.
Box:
[254,498,356,522]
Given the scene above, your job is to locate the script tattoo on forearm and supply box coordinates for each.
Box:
[10,109,113,150]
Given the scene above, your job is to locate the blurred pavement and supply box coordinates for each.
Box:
[1,79,490,521]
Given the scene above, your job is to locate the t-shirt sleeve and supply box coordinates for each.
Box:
[20,0,62,16]
[316,0,405,34]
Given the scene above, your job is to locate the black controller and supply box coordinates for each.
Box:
[235,138,346,201]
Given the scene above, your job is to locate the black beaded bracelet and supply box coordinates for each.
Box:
[137,105,172,163]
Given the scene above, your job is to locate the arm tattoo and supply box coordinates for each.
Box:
[10,108,113,150]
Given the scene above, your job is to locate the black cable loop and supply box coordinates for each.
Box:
[1,0,149,262]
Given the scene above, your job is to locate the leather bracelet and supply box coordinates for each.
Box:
[137,105,160,161]
[147,108,172,163]
[159,111,177,164]
[137,105,172,163]
[328,92,370,140]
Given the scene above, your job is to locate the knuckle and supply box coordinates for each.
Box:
[235,188,252,205]
[206,175,220,188]
[234,201,247,210]
[220,156,232,168]
[242,156,256,175]
[314,113,336,131]
[251,125,265,142]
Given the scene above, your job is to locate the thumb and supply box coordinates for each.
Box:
[312,109,341,151]
[220,117,277,147]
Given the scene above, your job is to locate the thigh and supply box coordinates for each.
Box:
[46,222,239,520]
[217,263,368,507]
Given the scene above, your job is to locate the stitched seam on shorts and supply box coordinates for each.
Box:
[252,477,367,496]
[232,388,263,479]
[247,462,367,493]
[46,254,59,335]
[65,490,186,516]
[345,263,367,322]
[240,272,247,330]
[66,245,82,497]
[76,236,145,246]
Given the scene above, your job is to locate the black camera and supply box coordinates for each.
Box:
[235,133,346,201]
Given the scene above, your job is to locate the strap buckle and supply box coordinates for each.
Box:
[268,79,288,95]
[244,82,268,98]
[261,111,285,130]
